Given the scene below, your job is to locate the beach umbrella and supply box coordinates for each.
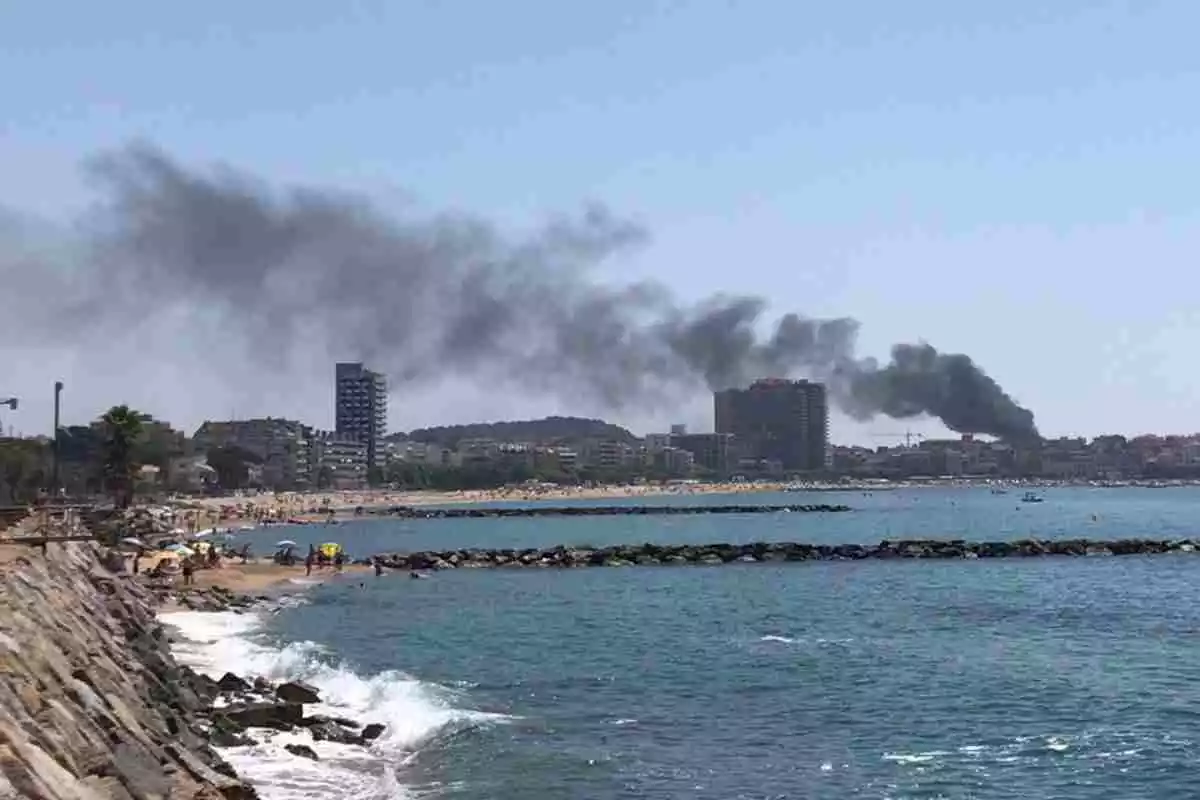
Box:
[170,546,196,558]
[276,539,298,548]
[318,542,342,558]
[120,537,147,548]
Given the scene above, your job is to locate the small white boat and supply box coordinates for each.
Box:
[1021,492,1044,503]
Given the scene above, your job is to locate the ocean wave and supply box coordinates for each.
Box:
[757,634,855,646]
[160,608,509,799]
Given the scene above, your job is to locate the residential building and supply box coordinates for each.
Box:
[714,378,830,472]
[335,361,388,471]
[192,418,313,489]
[311,431,369,490]
[672,432,736,474]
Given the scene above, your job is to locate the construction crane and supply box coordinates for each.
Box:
[870,430,925,448]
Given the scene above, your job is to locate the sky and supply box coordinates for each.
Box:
[2,0,1199,445]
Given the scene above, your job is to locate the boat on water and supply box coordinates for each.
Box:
[1021,492,1044,503]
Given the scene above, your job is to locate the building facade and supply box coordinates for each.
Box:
[672,432,736,474]
[335,362,388,471]
[714,378,830,472]
[311,431,369,490]
[192,418,313,489]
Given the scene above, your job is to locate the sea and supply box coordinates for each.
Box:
[159,487,1200,799]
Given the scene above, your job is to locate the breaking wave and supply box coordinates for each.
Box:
[160,606,509,799]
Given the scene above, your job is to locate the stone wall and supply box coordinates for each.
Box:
[0,541,256,799]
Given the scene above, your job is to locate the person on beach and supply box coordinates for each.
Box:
[334,550,344,573]
[181,557,194,586]
[305,548,314,577]
[373,557,383,577]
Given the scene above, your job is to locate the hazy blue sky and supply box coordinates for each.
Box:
[2,1,1199,443]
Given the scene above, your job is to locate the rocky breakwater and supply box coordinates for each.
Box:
[371,502,850,519]
[0,542,258,799]
[373,537,1200,570]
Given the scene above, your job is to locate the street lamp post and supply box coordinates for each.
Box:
[52,382,63,499]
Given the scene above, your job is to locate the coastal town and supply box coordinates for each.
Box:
[3,363,1200,505]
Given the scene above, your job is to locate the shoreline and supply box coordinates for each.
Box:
[175,477,1200,526]
[153,562,492,798]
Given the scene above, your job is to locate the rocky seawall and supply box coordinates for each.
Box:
[372,537,1200,570]
[0,542,393,799]
[0,541,258,799]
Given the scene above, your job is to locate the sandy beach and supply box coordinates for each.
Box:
[176,481,789,528]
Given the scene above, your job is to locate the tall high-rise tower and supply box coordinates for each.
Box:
[714,378,829,471]
[335,362,388,471]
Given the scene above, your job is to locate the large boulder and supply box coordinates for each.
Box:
[360,723,386,742]
[285,743,320,761]
[220,702,304,730]
[217,672,251,693]
[308,721,361,745]
[276,681,321,704]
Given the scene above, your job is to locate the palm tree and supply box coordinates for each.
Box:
[99,406,146,508]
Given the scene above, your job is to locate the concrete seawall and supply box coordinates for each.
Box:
[372,537,1200,570]
[0,541,257,799]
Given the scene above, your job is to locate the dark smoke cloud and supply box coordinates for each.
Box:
[3,143,1038,440]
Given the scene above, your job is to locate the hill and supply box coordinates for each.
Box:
[405,416,639,447]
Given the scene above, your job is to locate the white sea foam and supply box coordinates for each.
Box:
[160,607,508,799]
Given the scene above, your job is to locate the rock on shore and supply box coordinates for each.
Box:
[372,537,1200,570]
[0,542,258,799]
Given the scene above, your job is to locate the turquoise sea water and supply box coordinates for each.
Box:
[212,488,1200,798]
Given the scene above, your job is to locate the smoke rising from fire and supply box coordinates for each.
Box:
[2,144,1038,440]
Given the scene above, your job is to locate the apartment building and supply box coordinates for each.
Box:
[714,378,830,472]
[192,418,313,489]
[335,362,388,471]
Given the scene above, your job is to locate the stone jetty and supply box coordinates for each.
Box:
[0,541,392,797]
[371,537,1200,570]
[372,502,850,520]
[0,542,260,798]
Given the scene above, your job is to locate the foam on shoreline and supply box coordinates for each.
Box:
[160,598,508,799]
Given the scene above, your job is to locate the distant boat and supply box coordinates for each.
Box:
[991,488,1008,495]
[1021,492,1044,503]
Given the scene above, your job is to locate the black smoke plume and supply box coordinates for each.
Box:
[4,144,1038,440]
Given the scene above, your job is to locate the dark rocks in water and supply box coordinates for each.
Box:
[217,672,251,693]
[300,714,361,730]
[373,502,850,520]
[360,723,386,742]
[220,702,304,731]
[276,680,321,705]
[285,743,320,761]
[308,720,362,745]
[372,537,1200,571]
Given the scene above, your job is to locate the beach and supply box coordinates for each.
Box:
[177,481,788,528]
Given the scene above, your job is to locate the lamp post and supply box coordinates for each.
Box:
[51,382,63,499]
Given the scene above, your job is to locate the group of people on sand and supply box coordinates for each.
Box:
[303,544,345,576]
